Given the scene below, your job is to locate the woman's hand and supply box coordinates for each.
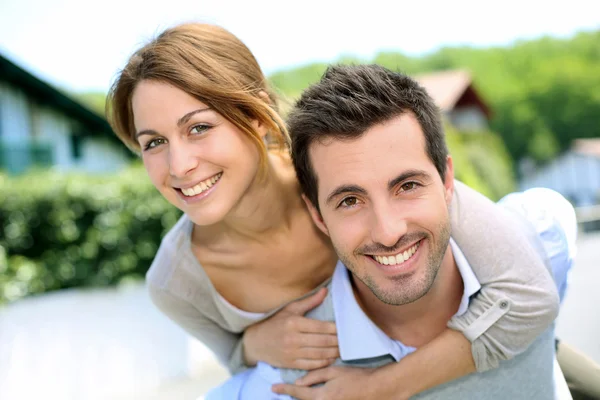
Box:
[243,287,339,370]
[272,366,403,400]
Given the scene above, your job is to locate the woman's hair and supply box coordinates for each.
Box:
[107,23,289,171]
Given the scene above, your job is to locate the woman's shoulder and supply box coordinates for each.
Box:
[145,213,195,289]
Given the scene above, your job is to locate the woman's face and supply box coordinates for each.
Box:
[131,80,265,225]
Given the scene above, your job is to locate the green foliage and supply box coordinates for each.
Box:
[445,126,516,201]
[0,167,181,304]
[269,63,329,99]
[268,29,600,170]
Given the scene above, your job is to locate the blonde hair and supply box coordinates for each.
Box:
[107,23,290,172]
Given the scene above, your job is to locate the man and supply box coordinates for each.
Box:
[207,65,571,399]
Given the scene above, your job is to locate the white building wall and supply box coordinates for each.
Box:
[0,82,130,174]
[449,106,488,132]
[520,153,600,206]
[0,82,32,142]
[78,137,131,173]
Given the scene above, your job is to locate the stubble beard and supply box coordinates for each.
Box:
[335,220,452,306]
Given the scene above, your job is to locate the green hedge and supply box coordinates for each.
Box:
[0,166,181,304]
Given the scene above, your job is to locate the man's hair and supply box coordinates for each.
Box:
[288,64,448,210]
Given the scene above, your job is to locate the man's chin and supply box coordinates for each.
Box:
[371,281,431,306]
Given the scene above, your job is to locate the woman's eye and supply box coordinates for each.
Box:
[144,138,166,150]
[339,197,359,208]
[190,124,210,135]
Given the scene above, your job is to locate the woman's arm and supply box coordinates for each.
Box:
[147,283,246,373]
[448,180,560,372]
[375,181,560,397]
[273,329,474,400]
[243,287,339,370]
[148,283,339,374]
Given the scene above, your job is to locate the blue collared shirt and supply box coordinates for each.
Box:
[206,189,574,400]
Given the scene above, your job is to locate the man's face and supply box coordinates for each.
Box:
[306,113,454,305]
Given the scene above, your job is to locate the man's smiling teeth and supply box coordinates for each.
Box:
[373,242,420,266]
[181,173,222,197]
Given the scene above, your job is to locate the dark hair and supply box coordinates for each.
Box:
[288,64,448,210]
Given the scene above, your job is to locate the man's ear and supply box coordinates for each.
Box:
[301,194,330,237]
[444,155,455,206]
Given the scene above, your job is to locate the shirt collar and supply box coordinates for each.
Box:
[331,260,409,362]
[450,238,482,316]
[331,237,481,362]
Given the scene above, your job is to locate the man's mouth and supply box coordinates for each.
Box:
[370,240,421,266]
[179,173,223,197]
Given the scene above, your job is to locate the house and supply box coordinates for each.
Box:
[0,53,131,175]
[519,138,600,208]
[415,69,491,132]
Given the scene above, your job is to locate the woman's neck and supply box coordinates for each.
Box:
[193,152,302,247]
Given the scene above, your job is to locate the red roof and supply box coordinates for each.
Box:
[573,138,600,157]
[415,69,491,118]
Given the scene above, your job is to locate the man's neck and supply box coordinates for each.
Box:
[353,245,464,348]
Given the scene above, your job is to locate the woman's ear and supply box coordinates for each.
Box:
[252,91,273,139]
[251,119,269,139]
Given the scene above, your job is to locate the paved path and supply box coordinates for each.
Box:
[556,232,600,364]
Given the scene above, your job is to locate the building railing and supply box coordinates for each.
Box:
[575,205,600,223]
[575,205,600,234]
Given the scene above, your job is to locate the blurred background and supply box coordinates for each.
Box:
[0,0,599,398]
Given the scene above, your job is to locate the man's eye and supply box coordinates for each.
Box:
[339,197,359,208]
[400,182,420,192]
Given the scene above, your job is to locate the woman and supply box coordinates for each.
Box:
[107,23,559,398]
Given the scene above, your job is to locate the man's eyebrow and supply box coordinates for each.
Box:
[388,170,431,190]
[135,107,211,139]
[325,185,368,206]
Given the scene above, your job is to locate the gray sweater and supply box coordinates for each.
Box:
[146,181,560,373]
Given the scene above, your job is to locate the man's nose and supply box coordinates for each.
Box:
[370,201,408,248]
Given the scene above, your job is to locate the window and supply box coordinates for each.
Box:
[70,133,82,160]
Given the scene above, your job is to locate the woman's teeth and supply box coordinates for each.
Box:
[181,173,222,197]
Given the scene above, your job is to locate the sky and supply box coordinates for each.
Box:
[0,0,598,94]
